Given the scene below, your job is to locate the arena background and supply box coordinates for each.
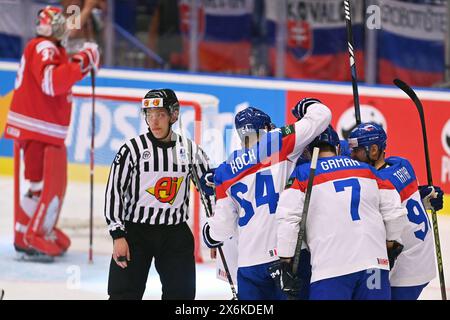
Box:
[1,0,449,301]
[1,61,449,215]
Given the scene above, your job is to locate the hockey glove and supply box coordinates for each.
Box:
[268,259,301,297]
[72,42,100,75]
[200,168,216,197]
[419,185,444,211]
[202,223,223,249]
[291,98,322,120]
[387,240,404,269]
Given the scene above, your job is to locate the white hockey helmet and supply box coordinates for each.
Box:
[36,6,67,41]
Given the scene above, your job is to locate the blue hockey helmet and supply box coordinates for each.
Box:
[309,125,340,151]
[348,122,387,152]
[235,107,275,140]
[339,139,351,157]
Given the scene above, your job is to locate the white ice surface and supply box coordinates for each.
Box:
[1,176,449,300]
[0,177,231,300]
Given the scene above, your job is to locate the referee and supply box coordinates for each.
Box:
[105,89,212,300]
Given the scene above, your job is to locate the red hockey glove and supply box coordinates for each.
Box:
[73,42,100,76]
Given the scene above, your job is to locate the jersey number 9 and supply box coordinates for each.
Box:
[406,199,430,241]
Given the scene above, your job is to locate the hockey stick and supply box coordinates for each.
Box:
[0,289,4,300]
[393,78,447,300]
[178,114,238,300]
[344,0,361,125]
[288,147,319,300]
[89,70,95,264]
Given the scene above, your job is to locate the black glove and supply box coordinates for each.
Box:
[419,185,444,211]
[202,223,223,249]
[387,240,404,269]
[268,259,301,297]
[200,168,216,197]
[291,98,322,120]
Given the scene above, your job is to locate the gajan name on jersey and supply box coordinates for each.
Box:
[319,157,361,171]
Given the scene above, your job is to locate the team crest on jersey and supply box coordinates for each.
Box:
[146,177,184,204]
[287,19,312,60]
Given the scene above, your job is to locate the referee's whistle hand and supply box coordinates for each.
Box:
[113,238,131,269]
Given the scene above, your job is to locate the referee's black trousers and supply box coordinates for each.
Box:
[108,221,196,300]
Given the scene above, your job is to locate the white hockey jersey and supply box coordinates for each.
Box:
[208,103,331,268]
[276,156,408,283]
[379,157,436,287]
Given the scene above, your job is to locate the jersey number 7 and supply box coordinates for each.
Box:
[333,178,361,221]
[230,170,280,227]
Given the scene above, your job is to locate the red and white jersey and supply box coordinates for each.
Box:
[208,103,331,268]
[276,156,408,283]
[378,157,436,287]
[4,37,84,145]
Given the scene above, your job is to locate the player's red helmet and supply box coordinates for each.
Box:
[36,6,67,41]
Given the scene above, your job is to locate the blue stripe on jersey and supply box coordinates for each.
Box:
[292,156,370,182]
[215,129,283,183]
[376,156,418,194]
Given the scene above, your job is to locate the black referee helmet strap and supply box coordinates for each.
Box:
[143,89,180,114]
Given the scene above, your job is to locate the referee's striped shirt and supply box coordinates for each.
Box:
[104,130,212,239]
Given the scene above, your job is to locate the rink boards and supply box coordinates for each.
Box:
[0,60,449,214]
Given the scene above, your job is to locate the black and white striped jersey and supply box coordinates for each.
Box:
[104,130,212,239]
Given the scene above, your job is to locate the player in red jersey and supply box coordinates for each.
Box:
[4,6,99,259]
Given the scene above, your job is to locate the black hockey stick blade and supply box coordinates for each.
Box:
[393,79,432,185]
[393,79,425,117]
[393,78,415,96]
[393,78,447,300]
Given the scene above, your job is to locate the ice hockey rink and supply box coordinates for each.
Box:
[1,176,450,300]
[0,177,233,300]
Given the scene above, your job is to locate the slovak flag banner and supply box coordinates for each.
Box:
[265,0,365,81]
[377,0,445,87]
[179,0,254,73]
